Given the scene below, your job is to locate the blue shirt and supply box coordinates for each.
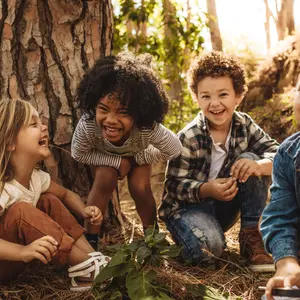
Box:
[261,132,300,263]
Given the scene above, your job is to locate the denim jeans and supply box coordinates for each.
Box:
[164,152,270,263]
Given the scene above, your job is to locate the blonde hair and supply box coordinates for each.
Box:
[0,99,34,192]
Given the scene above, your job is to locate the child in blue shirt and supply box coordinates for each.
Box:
[261,78,300,299]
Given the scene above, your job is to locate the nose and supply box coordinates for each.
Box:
[105,112,118,125]
[41,124,48,134]
[210,97,221,107]
[41,123,48,133]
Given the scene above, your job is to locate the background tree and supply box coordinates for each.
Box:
[263,0,295,42]
[264,0,271,49]
[0,0,123,224]
[206,0,223,51]
[286,0,295,34]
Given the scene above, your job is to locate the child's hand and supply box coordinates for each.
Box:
[230,158,262,182]
[20,236,58,264]
[209,177,238,201]
[265,258,300,300]
[118,157,133,180]
[83,205,103,225]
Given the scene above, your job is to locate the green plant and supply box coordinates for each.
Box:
[92,226,235,299]
[92,227,182,300]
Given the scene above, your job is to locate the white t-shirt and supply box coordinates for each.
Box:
[0,169,51,216]
[208,130,231,181]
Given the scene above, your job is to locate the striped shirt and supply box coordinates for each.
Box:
[71,114,182,169]
[158,111,279,220]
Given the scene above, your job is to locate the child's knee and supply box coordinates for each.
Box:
[94,167,118,191]
[38,193,61,206]
[180,228,225,263]
[8,202,36,220]
[3,202,40,230]
[128,173,151,195]
[167,216,225,263]
[242,174,270,191]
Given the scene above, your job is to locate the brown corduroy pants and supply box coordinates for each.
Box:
[0,193,85,283]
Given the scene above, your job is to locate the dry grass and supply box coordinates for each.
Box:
[0,216,271,300]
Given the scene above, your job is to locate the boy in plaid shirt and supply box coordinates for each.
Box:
[158,51,279,272]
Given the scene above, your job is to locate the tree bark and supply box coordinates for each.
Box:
[286,0,295,34]
[0,0,123,226]
[206,0,223,51]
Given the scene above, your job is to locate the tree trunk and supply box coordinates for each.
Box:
[275,0,287,40]
[264,0,271,49]
[286,0,295,34]
[162,0,184,131]
[206,0,223,51]
[0,0,123,226]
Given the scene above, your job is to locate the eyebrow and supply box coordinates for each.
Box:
[199,88,229,94]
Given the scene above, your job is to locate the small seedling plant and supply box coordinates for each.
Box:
[92,226,181,300]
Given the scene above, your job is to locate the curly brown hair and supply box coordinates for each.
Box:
[187,51,248,98]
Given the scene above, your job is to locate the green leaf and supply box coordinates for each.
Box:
[156,292,174,300]
[186,284,229,300]
[126,269,156,300]
[144,225,156,238]
[160,244,182,258]
[147,254,161,267]
[107,243,123,251]
[128,240,142,252]
[109,250,128,267]
[94,261,131,285]
[136,245,152,264]
[92,290,111,299]
[152,233,166,245]
[110,291,123,300]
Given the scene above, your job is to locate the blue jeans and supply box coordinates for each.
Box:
[164,153,270,263]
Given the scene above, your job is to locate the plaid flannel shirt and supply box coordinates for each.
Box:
[158,111,279,221]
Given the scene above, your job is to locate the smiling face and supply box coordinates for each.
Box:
[196,76,243,131]
[95,95,134,146]
[13,110,51,161]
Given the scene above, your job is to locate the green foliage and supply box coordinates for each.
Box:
[112,0,206,132]
[92,226,182,299]
[186,284,241,300]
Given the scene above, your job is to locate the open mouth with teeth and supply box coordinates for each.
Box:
[103,126,122,137]
[210,109,225,115]
[39,138,48,146]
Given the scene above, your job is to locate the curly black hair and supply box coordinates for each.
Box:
[187,51,248,98]
[77,52,169,128]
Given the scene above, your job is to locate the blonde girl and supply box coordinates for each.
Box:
[0,99,109,291]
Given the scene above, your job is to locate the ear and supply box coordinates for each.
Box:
[7,144,16,152]
[235,93,244,106]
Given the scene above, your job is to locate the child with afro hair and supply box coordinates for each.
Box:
[71,52,182,248]
[159,51,279,271]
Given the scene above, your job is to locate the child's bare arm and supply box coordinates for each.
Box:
[45,180,103,225]
[45,180,86,218]
[0,236,57,263]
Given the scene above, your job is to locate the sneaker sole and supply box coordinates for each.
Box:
[249,264,275,273]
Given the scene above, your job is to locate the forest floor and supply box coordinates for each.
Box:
[0,197,271,300]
